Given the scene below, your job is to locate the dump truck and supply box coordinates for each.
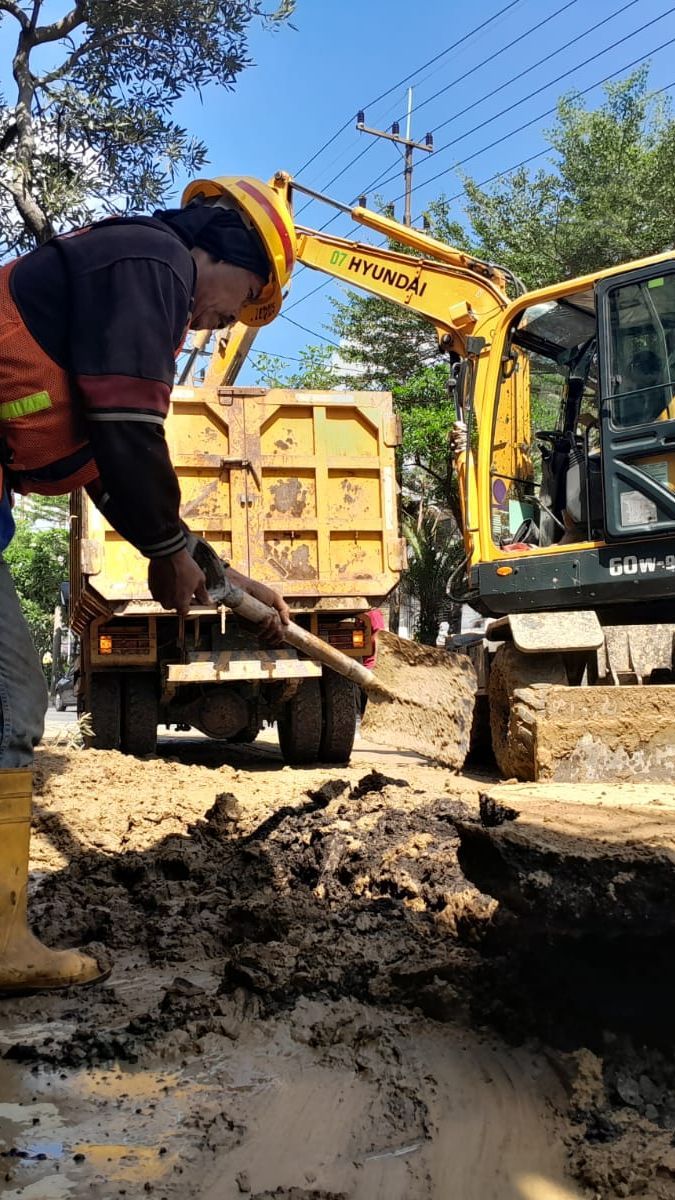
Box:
[207,171,675,782]
[70,382,404,764]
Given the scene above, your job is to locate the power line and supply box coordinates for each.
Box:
[280,313,341,346]
[373,18,675,201]
[308,0,637,222]
[286,75,675,317]
[296,138,378,217]
[298,0,557,205]
[431,0,663,136]
[293,0,523,177]
[392,0,583,127]
[250,349,303,364]
[415,74,675,215]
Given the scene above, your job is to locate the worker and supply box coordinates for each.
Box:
[360,608,385,716]
[616,349,670,426]
[0,176,295,995]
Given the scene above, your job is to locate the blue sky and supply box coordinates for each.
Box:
[170,0,675,381]
[3,0,675,381]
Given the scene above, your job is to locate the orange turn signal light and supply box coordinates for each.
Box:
[99,634,113,654]
[496,566,513,576]
[352,629,365,648]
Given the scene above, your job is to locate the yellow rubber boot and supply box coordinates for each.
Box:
[0,769,109,993]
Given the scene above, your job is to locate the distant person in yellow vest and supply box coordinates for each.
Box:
[0,177,296,995]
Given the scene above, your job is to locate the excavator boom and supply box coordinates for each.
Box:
[294,225,507,352]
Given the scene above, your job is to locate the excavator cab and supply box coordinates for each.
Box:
[487,289,601,555]
[475,258,675,611]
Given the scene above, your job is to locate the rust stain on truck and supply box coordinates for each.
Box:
[268,477,307,517]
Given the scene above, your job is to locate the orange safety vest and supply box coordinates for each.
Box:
[0,257,99,498]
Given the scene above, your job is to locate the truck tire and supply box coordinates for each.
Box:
[277,678,323,765]
[320,668,358,764]
[488,644,567,781]
[121,673,158,757]
[85,672,122,750]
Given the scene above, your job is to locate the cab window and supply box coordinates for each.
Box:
[607,273,675,429]
[491,291,599,548]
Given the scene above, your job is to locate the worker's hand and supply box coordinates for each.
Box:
[226,570,290,647]
[244,579,290,647]
[148,549,211,616]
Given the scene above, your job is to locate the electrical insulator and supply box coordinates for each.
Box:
[425,132,434,148]
[391,121,400,136]
[358,195,367,209]
[356,110,365,126]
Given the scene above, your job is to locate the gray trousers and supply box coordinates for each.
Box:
[0,555,48,768]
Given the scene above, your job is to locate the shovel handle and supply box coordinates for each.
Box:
[229,590,379,691]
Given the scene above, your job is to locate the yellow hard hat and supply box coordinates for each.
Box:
[181,175,296,327]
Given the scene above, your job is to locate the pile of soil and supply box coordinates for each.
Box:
[24,752,493,1063]
[1,747,675,1197]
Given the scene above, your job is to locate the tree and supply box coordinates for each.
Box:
[460,69,675,288]
[4,518,68,663]
[403,508,462,646]
[252,344,338,390]
[0,0,295,254]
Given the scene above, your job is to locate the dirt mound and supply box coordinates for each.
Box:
[17,753,491,1070]
[3,747,675,1197]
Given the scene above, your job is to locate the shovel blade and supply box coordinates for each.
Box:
[360,631,477,769]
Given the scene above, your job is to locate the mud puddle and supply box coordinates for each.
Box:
[0,1057,191,1197]
[0,1002,579,1200]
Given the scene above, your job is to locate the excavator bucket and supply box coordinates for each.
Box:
[486,623,675,783]
[518,683,675,783]
[360,631,477,769]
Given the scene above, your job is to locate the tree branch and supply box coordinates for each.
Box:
[33,2,84,45]
[36,28,134,86]
[0,171,51,240]
[413,457,446,487]
[0,2,30,30]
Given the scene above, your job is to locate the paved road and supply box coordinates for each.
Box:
[44,703,77,734]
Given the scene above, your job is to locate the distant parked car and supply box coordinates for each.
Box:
[54,670,76,712]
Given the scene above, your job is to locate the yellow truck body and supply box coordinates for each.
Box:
[71,385,403,764]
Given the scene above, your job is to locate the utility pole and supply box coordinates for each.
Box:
[356,88,433,226]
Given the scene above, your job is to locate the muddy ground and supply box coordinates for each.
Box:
[1,732,675,1199]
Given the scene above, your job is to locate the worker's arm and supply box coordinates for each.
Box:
[70,244,191,554]
[64,235,207,612]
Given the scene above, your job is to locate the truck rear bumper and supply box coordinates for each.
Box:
[166,648,321,684]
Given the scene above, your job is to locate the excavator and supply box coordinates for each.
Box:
[185,171,675,783]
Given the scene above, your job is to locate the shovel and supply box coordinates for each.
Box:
[186,534,477,768]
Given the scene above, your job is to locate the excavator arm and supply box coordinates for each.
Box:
[293,225,507,351]
[179,173,522,569]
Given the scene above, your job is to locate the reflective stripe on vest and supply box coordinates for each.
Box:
[0,259,98,496]
[0,390,51,422]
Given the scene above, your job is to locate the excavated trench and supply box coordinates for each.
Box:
[1,744,675,1197]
